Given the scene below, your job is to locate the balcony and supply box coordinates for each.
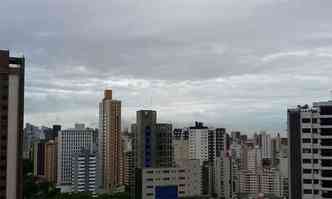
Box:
[320,106,332,116]
[321,118,332,126]
[321,128,332,136]
[321,149,332,157]
[322,180,332,188]
[322,170,332,178]
[322,191,332,198]
[322,160,332,167]
[322,139,332,146]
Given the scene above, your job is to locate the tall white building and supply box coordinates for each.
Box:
[188,122,209,165]
[261,132,272,160]
[288,101,332,199]
[57,124,94,189]
[247,146,262,171]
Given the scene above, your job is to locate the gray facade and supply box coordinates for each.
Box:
[133,110,173,169]
[130,110,173,199]
[71,149,97,194]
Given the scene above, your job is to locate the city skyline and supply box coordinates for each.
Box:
[1,0,331,133]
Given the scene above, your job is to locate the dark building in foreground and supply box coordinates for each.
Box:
[33,141,46,176]
[0,50,25,199]
[287,107,302,199]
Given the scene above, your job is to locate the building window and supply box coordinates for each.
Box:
[303,159,311,164]
[302,139,311,143]
[304,189,312,194]
[302,128,311,133]
[303,179,312,184]
[302,118,311,123]
[303,148,311,153]
[303,169,312,174]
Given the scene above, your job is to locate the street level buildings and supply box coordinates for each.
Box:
[140,160,201,199]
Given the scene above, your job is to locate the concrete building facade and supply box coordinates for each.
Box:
[140,160,201,199]
[288,101,332,199]
[98,90,122,191]
[33,141,45,176]
[0,50,25,199]
[71,149,97,194]
[57,125,94,187]
[44,140,57,184]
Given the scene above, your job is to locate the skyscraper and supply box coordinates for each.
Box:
[130,110,173,199]
[0,50,25,199]
[57,124,95,190]
[33,141,46,176]
[173,128,189,165]
[261,132,272,160]
[44,140,57,184]
[98,90,122,192]
[287,107,303,199]
[71,149,97,194]
[133,110,173,169]
[188,122,209,166]
[289,101,332,199]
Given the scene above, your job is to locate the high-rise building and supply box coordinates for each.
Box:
[215,153,232,199]
[188,122,209,166]
[32,141,46,176]
[44,140,57,184]
[130,110,173,199]
[173,128,189,165]
[0,50,25,199]
[261,132,272,160]
[57,124,95,189]
[122,130,134,187]
[123,150,134,187]
[132,110,173,169]
[289,101,332,199]
[98,90,122,192]
[23,123,42,159]
[287,106,303,199]
[71,149,97,194]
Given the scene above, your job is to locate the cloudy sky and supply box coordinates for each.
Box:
[1,0,332,134]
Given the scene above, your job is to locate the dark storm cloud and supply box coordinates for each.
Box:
[1,0,332,132]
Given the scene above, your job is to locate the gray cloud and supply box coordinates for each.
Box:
[1,0,332,133]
